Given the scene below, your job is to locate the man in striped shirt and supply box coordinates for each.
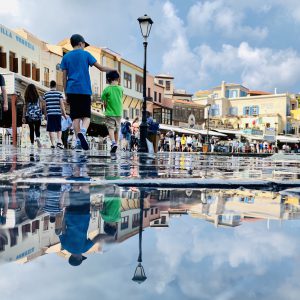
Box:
[43,80,67,149]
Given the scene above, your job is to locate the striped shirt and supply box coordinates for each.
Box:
[43,90,63,115]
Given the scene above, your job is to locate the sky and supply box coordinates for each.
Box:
[1,0,300,94]
[0,216,300,300]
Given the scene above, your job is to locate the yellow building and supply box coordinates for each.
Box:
[194,81,300,135]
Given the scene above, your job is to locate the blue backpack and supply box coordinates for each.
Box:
[121,122,130,135]
[27,100,42,121]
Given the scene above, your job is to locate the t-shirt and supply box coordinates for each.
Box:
[101,85,123,117]
[0,74,5,87]
[100,197,121,223]
[43,184,62,216]
[60,49,97,95]
[59,212,94,254]
[43,90,63,115]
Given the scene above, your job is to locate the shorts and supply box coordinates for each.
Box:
[67,94,91,120]
[47,115,62,132]
[105,116,121,133]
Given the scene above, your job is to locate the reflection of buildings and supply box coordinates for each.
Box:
[148,188,300,227]
[0,187,169,266]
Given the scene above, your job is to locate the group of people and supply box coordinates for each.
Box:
[158,133,200,152]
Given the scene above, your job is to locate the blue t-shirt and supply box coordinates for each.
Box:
[60,49,97,95]
[59,213,94,254]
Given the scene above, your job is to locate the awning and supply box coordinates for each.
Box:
[159,124,227,136]
[213,129,243,135]
[276,136,300,143]
[242,134,265,141]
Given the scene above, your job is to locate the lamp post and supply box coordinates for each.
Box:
[205,104,211,150]
[275,122,278,148]
[137,14,153,152]
[132,189,147,284]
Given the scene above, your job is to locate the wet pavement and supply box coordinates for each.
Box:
[1,147,300,299]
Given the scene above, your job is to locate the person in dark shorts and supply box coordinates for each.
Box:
[43,80,67,149]
[60,34,114,151]
[0,74,8,116]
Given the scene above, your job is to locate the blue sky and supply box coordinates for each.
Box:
[1,0,300,94]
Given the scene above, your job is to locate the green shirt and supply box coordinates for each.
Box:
[100,197,121,223]
[101,85,123,117]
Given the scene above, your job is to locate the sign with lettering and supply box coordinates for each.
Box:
[0,25,36,51]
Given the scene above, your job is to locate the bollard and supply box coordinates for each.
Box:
[11,94,17,147]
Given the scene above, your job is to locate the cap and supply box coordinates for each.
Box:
[70,34,90,48]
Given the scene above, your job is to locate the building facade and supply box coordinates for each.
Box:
[193,81,300,135]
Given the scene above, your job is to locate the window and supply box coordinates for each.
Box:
[158,79,163,85]
[243,106,250,116]
[124,72,132,89]
[9,51,18,73]
[121,216,129,230]
[32,63,37,81]
[154,91,157,101]
[22,58,31,77]
[229,107,238,116]
[43,216,50,231]
[251,105,259,115]
[43,67,50,87]
[148,87,151,98]
[159,93,161,103]
[123,109,128,118]
[144,210,148,218]
[240,90,247,97]
[129,107,134,119]
[0,47,7,68]
[135,109,140,117]
[166,80,171,91]
[132,213,140,228]
[211,104,220,116]
[229,89,238,98]
[135,75,143,93]
[155,208,158,214]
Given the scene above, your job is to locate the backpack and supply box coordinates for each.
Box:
[121,122,130,135]
[27,100,42,121]
[147,119,159,133]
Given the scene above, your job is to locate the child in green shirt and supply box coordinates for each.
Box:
[101,71,123,153]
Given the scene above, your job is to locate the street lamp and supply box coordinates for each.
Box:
[205,104,211,150]
[138,14,154,152]
[132,190,147,284]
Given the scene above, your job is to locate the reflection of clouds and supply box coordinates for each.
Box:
[0,217,300,299]
[150,218,300,299]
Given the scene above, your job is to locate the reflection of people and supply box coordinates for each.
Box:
[100,187,121,236]
[59,184,92,266]
[24,185,42,220]
[0,190,9,225]
[43,184,66,223]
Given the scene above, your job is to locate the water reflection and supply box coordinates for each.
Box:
[0,185,300,267]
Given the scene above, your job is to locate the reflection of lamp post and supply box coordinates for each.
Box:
[132,190,147,284]
[275,122,278,148]
[137,14,153,153]
[205,104,211,150]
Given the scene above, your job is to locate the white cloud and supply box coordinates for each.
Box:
[187,0,268,40]
[195,42,300,91]
[0,0,21,17]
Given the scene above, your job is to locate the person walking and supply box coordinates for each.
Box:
[43,80,67,149]
[0,74,8,115]
[121,117,131,151]
[22,84,43,149]
[101,71,123,153]
[60,34,114,151]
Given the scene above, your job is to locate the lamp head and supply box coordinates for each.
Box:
[138,14,153,40]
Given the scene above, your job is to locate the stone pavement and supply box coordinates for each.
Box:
[1,146,300,191]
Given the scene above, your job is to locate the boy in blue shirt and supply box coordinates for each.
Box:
[60,34,114,150]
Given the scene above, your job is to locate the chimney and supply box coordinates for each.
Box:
[221,81,226,98]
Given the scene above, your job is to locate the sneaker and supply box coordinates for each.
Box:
[57,142,64,150]
[36,138,42,148]
[77,133,89,150]
[110,142,118,154]
[74,143,83,152]
[51,145,55,149]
